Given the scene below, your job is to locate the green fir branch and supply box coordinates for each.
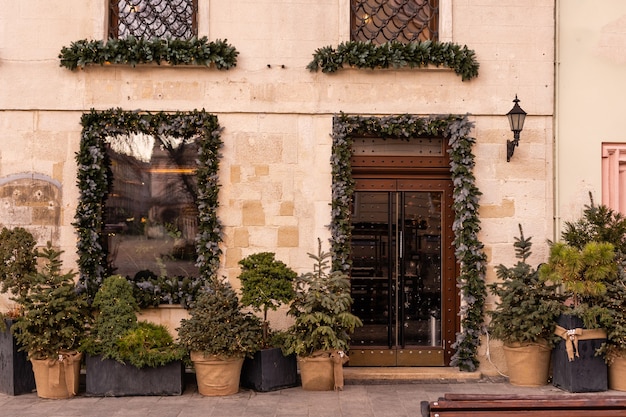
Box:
[307,41,479,81]
[59,37,239,70]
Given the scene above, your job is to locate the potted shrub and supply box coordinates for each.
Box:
[282,239,362,391]
[238,252,298,392]
[11,243,89,399]
[0,226,37,395]
[177,277,262,396]
[603,273,626,391]
[82,275,186,396]
[488,225,564,386]
[557,196,626,391]
[539,239,617,392]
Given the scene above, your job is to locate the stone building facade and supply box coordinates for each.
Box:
[0,0,557,373]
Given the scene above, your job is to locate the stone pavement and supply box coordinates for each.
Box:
[2,377,626,417]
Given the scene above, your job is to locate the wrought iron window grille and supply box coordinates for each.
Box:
[351,0,439,43]
[108,0,198,39]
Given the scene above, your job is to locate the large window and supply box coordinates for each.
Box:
[351,0,439,43]
[108,0,198,39]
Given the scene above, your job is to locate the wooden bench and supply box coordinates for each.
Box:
[421,394,626,416]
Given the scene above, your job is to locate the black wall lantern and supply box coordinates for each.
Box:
[506,95,527,162]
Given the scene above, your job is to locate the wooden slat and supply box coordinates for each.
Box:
[425,394,626,417]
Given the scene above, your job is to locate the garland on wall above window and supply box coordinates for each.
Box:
[330,113,487,371]
[59,37,239,70]
[75,108,223,302]
[308,41,479,81]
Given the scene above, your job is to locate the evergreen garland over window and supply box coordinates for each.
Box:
[75,109,223,302]
[308,41,479,81]
[330,113,486,371]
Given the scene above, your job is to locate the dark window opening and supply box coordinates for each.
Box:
[108,0,198,39]
[351,0,439,44]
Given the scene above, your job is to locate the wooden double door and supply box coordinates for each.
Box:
[349,178,458,366]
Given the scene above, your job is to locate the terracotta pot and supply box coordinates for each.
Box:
[191,352,243,396]
[30,351,82,399]
[609,354,626,391]
[503,341,551,387]
[298,355,335,391]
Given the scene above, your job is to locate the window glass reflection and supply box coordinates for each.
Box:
[104,133,199,281]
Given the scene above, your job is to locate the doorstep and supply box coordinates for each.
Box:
[343,367,482,384]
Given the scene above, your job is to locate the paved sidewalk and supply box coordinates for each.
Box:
[2,379,626,417]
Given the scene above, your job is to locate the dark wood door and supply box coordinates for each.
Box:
[349,179,458,366]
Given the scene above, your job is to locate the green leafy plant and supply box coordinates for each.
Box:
[12,243,89,360]
[238,252,297,348]
[283,239,362,357]
[488,225,564,345]
[541,242,616,302]
[330,113,486,371]
[307,40,479,81]
[81,275,185,368]
[0,227,37,300]
[59,37,239,70]
[128,265,203,309]
[177,278,262,358]
[539,241,617,329]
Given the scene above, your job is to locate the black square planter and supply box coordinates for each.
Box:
[240,348,298,392]
[0,319,35,395]
[85,354,185,396]
[552,314,607,393]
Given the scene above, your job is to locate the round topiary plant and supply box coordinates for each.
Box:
[238,252,296,348]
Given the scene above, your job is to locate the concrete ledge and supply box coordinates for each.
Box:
[344,367,482,384]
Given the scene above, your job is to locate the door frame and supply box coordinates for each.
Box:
[348,178,458,366]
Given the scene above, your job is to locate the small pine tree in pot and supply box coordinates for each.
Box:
[488,225,564,386]
[12,243,89,399]
[177,277,262,396]
[283,239,362,391]
[539,196,619,393]
[237,252,298,391]
[552,195,626,391]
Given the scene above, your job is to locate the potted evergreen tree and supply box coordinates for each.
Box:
[0,227,37,395]
[11,243,89,399]
[82,275,186,396]
[177,277,262,396]
[238,252,298,391]
[488,225,564,386]
[539,237,617,392]
[282,239,362,391]
[555,196,626,391]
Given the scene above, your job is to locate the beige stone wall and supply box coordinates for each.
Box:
[0,0,556,370]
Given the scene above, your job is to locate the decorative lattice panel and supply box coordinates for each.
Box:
[351,0,438,43]
[109,0,197,39]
